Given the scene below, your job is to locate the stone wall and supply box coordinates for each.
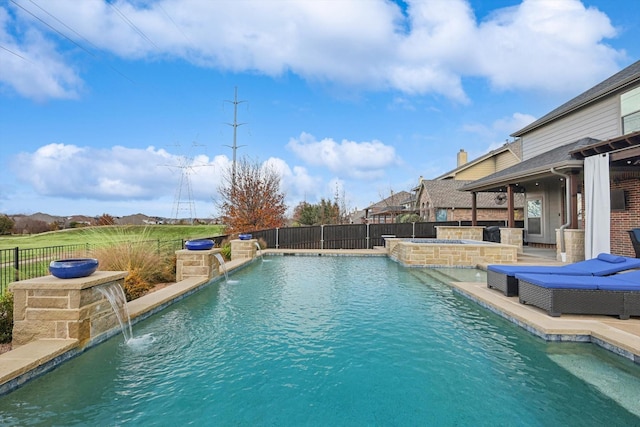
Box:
[390,241,518,267]
[435,226,484,241]
[175,248,223,281]
[500,228,523,254]
[10,271,128,347]
[231,239,258,259]
[557,229,585,263]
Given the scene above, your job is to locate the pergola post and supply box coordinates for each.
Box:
[507,185,515,228]
[570,171,579,228]
[471,192,477,226]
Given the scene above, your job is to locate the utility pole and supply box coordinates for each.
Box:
[224,86,246,187]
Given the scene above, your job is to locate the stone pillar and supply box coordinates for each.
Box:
[556,229,585,263]
[175,248,223,282]
[500,228,523,254]
[435,226,484,241]
[9,271,128,348]
[231,238,258,260]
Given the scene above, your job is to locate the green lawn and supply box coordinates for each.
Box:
[0,225,227,250]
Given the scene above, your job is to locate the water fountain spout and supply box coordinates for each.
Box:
[97,282,133,342]
[213,253,228,281]
[254,241,263,261]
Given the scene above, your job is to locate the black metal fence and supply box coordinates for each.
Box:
[250,220,523,250]
[0,239,185,294]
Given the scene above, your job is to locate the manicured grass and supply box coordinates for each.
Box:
[0,225,227,250]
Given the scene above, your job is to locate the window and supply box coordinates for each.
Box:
[436,209,448,221]
[621,87,640,134]
[527,199,542,235]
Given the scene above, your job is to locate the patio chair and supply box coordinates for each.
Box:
[486,253,640,297]
[628,229,640,258]
[515,270,640,319]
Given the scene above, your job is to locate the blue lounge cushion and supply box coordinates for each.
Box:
[596,253,626,263]
[488,254,640,277]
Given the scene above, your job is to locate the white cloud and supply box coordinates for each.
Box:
[493,112,536,134]
[11,143,228,202]
[0,0,625,101]
[463,112,537,139]
[0,8,82,100]
[472,0,621,92]
[287,132,401,179]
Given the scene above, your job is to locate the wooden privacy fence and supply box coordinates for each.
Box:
[250,220,523,250]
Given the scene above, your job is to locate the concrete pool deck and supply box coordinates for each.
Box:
[2,247,640,395]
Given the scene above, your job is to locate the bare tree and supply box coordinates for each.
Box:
[217,157,287,233]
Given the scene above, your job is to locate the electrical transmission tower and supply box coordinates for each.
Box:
[164,142,208,224]
[224,86,247,187]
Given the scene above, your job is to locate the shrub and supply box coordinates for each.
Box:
[124,269,150,301]
[0,291,14,343]
[220,241,232,261]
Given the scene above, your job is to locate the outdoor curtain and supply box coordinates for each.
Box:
[584,153,610,259]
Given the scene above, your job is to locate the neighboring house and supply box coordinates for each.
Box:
[462,59,640,257]
[363,191,416,224]
[435,141,522,181]
[415,179,524,222]
[413,140,524,222]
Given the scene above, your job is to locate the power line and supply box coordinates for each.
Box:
[0,44,34,64]
[107,1,158,50]
[8,0,135,84]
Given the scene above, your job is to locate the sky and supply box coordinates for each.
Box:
[1,0,640,220]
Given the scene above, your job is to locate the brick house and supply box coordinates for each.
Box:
[415,179,524,222]
[463,60,640,258]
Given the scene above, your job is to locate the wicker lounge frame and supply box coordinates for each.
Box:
[516,271,640,320]
[487,269,519,297]
[486,254,640,297]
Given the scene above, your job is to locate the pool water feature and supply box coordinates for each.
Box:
[212,252,228,281]
[0,256,639,425]
[96,282,133,343]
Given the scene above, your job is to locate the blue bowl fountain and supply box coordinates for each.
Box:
[185,239,215,250]
[239,234,252,240]
[49,258,99,279]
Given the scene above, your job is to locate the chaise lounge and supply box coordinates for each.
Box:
[515,270,640,319]
[628,228,640,258]
[486,253,640,297]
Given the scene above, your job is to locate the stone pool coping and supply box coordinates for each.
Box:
[3,248,640,395]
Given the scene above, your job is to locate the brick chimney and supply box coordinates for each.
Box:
[457,149,468,167]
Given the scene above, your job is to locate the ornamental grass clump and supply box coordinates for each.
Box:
[86,227,176,301]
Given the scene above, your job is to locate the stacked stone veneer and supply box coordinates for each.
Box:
[556,229,585,263]
[435,226,484,241]
[10,271,128,348]
[390,240,517,267]
[500,228,523,254]
[231,239,258,260]
[175,248,223,281]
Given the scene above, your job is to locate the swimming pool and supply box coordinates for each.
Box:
[0,256,639,425]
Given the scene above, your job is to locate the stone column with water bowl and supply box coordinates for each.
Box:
[9,271,129,348]
[230,237,260,260]
[175,246,225,282]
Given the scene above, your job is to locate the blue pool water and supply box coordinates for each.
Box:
[1,256,640,425]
